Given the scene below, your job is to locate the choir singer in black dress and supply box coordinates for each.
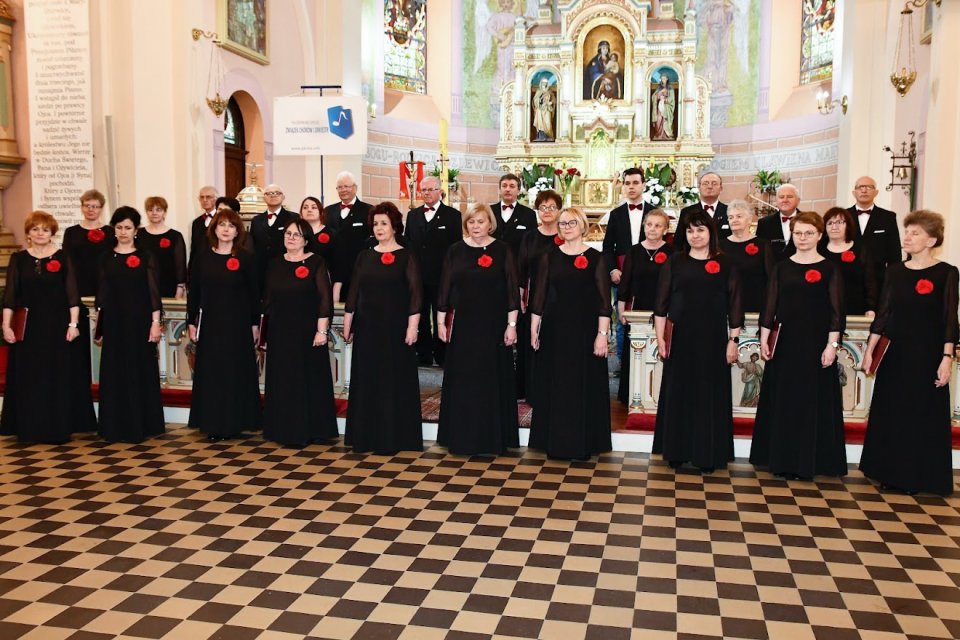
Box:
[96,207,165,443]
[62,189,114,433]
[860,210,958,496]
[820,207,877,316]
[343,202,423,454]
[750,212,847,480]
[137,196,187,299]
[1,211,93,443]
[653,209,743,472]
[617,208,673,405]
[719,200,774,313]
[261,218,339,448]
[187,207,262,441]
[300,196,339,281]
[529,206,612,460]
[436,203,521,455]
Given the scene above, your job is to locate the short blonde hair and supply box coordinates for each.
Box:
[643,208,670,227]
[24,210,58,236]
[462,202,497,235]
[559,206,588,233]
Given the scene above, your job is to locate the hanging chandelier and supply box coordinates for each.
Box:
[890,0,941,97]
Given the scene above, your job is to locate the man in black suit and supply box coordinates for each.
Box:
[491,173,537,258]
[188,185,219,281]
[405,176,462,366]
[250,183,297,287]
[757,183,801,262]
[324,171,373,301]
[847,175,901,286]
[674,172,731,252]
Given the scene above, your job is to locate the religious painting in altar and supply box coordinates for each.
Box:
[462,0,539,128]
[580,25,626,101]
[650,67,679,141]
[529,70,558,142]
[219,0,268,64]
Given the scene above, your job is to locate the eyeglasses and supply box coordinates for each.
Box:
[854,185,876,191]
[538,205,558,212]
[557,220,580,228]
[284,231,303,239]
[792,231,818,238]
[264,191,283,197]
[336,185,355,190]
[421,188,440,193]
[825,219,846,226]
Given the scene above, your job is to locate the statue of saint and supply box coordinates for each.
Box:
[651,75,676,140]
[531,77,556,142]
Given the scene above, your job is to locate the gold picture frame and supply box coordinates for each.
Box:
[920,1,933,45]
[218,0,269,65]
[576,20,632,107]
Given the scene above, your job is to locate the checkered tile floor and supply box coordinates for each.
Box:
[0,426,958,640]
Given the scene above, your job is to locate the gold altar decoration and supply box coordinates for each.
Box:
[495,1,715,222]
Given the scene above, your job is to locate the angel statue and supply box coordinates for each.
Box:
[473,0,539,92]
[696,0,750,93]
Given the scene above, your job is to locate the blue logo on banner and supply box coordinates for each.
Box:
[327,106,354,139]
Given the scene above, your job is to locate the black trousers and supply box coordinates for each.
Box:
[416,280,445,366]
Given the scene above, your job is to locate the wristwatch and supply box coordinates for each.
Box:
[598,330,609,336]
[729,336,740,344]
[829,341,840,349]
[508,321,517,327]
[68,323,78,328]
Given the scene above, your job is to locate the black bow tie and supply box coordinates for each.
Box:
[424,206,434,212]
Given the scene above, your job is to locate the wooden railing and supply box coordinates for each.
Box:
[621,311,960,423]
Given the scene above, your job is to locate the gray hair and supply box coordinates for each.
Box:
[335,171,357,185]
[776,183,799,197]
[420,175,440,189]
[727,199,752,215]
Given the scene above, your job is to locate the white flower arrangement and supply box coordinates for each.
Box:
[676,186,700,205]
[642,178,666,207]
[527,176,554,207]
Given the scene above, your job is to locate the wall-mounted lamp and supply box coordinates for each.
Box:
[192,28,227,117]
[883,131,917,208]
[816,90,848,115]
[891,0,941,96]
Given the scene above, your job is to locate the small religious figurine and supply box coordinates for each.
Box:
[531,77,556,142]
[651,75,676,140]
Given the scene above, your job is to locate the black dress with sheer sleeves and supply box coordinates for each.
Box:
[187,248,262,439]
[517,229,561,401]
[860,262,959,495]
[821,241,878,315]
[0,250,95,442]
[137,229,187,298]
[653,253,744,470]
[750,259,848,478]
[436,240,521,455]
[261,253,338,447]
[344,248,424,454]
[95,249,165,443]
[617,242,674,405]
[63,223,115,431]
[529,247,612,460]
[306,225,339,284]
[719,236,774,314]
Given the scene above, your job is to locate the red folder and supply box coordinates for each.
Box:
[444,309,455,341]
[257,314,269,351]
[866,336,890,375]
[660,318,674,359]
[10,307,27,342]
[766,322,781,358]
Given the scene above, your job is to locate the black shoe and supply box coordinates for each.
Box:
[668,460,683,470]
[698,466,715,474]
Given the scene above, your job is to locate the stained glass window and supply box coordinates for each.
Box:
[800,0,836,85]
[384,0,427,94]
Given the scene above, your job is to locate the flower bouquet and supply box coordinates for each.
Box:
[676,185,700,205]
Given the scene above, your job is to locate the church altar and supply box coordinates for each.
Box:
[493,1,714,220]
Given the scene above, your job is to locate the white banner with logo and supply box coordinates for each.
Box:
[273,96,368,156]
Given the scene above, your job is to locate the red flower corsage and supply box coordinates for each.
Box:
[841,251,855,263]
[553,236,564,246]
[381,252,395,265]
[87,228,105,243]
[46,259,61,273]
[574,255,589,270]
[159,238,171,249]
[705,260,720,274]
[745,243,759,256]
[477,254,493,268]
[126,255,141,269]
[295,265,309,279]
[653,252,667,264]
[318,232,330,244]
[805,269,822,283]
[915,279,934,295]
[226,257,240,271]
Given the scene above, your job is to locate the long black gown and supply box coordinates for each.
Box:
[306,225,338,281]
[517,229,560,401]
[822,241,877,315]
[437,240,520,455]
[1,251,94,443]
[653,254,744,470]
[137,229,187,298]
[529,247,612,459]
[187,248,262,438]
[720,236,774,313]
[96,249,165,443]
[860,262,959,495]
[62,224,114,433]
[750,259,847,477]
[262,253,338,447]
[345,248,423,454]
[617,242,673,405]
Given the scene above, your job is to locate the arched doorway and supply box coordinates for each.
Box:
[223,97,247,198]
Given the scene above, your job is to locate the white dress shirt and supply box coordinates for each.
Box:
[339,197,358,219]
[627,201,644,245]
[500,201,515,223]
[423,204,437,223]
[856,205,873,234]
[780,211,796,244]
